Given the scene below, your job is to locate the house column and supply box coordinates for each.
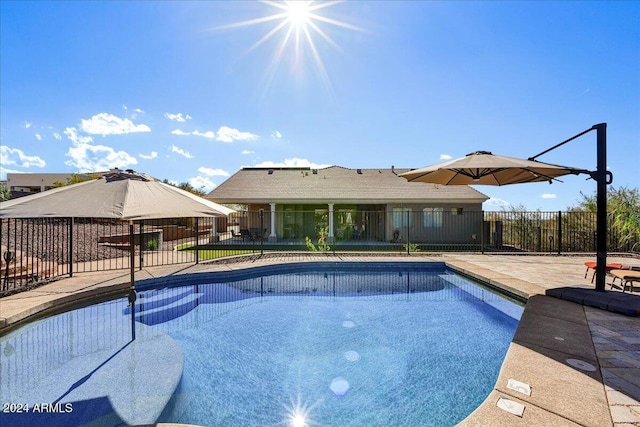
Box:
[328,203,335,244]
[269,203,277,242]
[209,218,219,243]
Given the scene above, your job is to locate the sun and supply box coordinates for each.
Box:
[218,0,363,95]
[285,1,312,27]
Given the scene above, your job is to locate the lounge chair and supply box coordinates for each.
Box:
[583,261,625,283]
[610,269,640,293]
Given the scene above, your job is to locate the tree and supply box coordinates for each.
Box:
[161,179,207,197]
[572,186,640,250]
[0,182,10,201]
[52,173,99,187]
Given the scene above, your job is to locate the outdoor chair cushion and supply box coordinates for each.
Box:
[610,269,640,293]
[584,261,625,283]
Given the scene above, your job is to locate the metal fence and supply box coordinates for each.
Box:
[2,210,638,296]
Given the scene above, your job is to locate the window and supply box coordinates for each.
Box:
[423,207,443,228]
[392,208,412,229]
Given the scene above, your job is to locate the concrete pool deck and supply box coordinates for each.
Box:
[1,253,639,426]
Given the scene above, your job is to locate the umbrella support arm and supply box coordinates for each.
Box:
[531,123,611,292]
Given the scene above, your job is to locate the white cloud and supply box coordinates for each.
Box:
[65,143,137,172]
[216,126,259,143]
[188,175,217,192]
[254,158,330,169]
[139,151,158,160]
[541,193,557,199]
[0,146,46,168]
[171,144,193,159]
[483,198,511,209]
[35,133,42,141]
[134,108,144,114]
[53,133,62,140]
[440,154,452,160]
[64,127,94,145]
[172,129,215,139]
[24,122,32,129]
[192,130,215,139]
[80,113,151,136]
[0,166,24,180]
[164,112,192,122]
[198,167,229,177]
[241,149,255,155]
[271,130,282,139]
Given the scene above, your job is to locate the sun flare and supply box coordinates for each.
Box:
[286,1,312,27]
[219,0,363,95]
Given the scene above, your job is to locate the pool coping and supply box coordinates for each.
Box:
[1,254,639,426]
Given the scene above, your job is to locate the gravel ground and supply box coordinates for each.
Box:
[1,219,178,264]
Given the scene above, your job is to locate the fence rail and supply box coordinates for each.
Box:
[2,211,638,296]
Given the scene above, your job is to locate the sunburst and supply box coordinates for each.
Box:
[281,394,322,427]
[219,1,363,95]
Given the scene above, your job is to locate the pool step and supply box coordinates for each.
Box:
[131,292,203,326]
[124,288,196,314]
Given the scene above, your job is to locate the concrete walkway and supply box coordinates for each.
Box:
[1,253,639,426]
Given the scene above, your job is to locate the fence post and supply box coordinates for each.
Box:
[557,211,562,255]
[481,211,485,254]
[68,217,74,277]
[260,210,264,256]
[139,220,144,270]
[406,210,410,255]
[195,218,200,264]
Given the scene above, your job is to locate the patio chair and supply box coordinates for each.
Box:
[229,229,242,241]
[239,228,252,242]
[610,269,640,293]
[583,261,625,284]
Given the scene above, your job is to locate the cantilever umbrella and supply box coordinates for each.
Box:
[399,151,587,185]
[399,147,615,291]
[0,169,235,338]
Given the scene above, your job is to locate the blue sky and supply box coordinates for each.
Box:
[1,1,638,211]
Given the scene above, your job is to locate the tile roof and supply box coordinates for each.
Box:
[207,166,489,204]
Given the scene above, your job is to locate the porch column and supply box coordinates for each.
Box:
[269,202,277,242]
[209,218,219,243]
[328,203,335,244]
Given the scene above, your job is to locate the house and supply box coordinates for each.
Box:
[206,166,489,244]
[5,172,108,198]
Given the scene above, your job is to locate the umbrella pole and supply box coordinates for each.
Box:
[530,123,611,292]
[128,222,137,340]
[594,123,609,292]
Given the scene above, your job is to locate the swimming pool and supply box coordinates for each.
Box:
[0,262,522,426]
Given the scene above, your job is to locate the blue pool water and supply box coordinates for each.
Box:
[0,262,522,427]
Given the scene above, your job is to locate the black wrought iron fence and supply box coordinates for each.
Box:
[2,210,638,296]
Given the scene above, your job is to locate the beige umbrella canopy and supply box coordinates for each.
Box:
[399,151,587,186]
[0,170,234,219]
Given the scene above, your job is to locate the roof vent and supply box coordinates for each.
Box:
[356,169,362,174]
[268,169,274,175]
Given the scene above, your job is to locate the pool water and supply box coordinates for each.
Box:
[0,263,522,427]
